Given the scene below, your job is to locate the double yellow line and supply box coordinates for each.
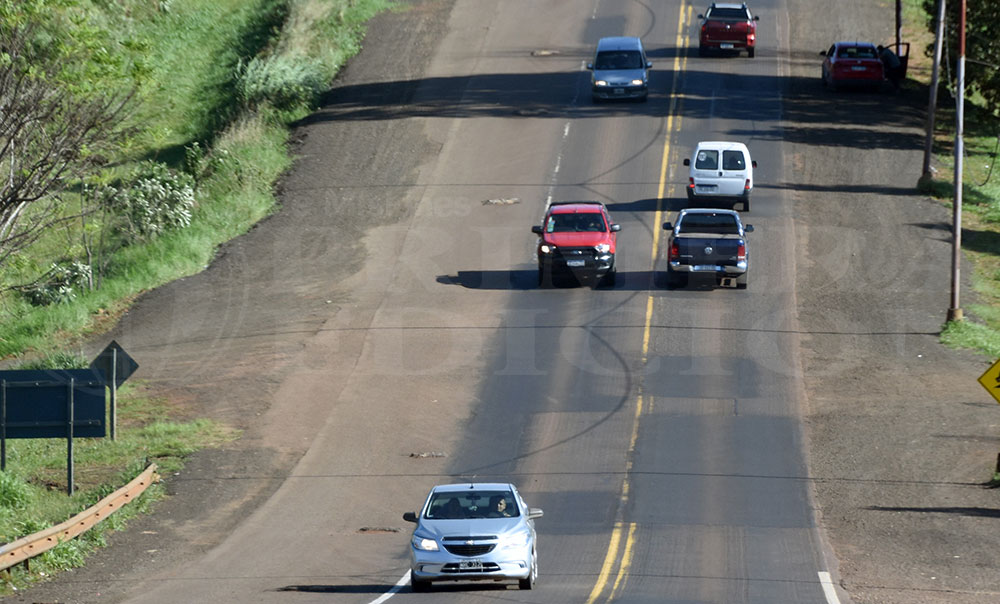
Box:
[584,4,691,602]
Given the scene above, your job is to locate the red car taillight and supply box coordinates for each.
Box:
[737,242,747,262]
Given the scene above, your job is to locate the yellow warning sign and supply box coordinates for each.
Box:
[977,358,1000,405]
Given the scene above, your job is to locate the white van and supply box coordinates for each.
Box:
[683,141,756,211]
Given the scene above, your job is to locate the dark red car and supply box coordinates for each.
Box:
[820,42,885,91]
[698,3,759,58]
[531,201,620,287]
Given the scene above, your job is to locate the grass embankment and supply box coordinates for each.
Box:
[898,0,1000,354]
[0,0,391,592]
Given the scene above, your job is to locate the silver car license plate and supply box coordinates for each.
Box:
[567,259,586,267]
[460,560,483,571]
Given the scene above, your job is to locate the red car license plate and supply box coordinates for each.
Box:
[851,66,867,71]
[720,43,734,49]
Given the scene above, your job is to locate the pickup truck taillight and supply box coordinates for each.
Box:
[737,242,747,262]
[669,241,680,260]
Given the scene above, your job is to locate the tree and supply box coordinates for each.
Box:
[0,9,135,269]
[923,0,1000,115]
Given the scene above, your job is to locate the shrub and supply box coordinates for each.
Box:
[236,54,327,110]
[108,162,196,241]
[0,473,32,511]
[22,261,93,306]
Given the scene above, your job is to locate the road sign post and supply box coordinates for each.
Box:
[90,341,138,442]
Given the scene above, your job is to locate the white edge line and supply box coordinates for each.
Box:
[367,570,410,604]
[818,571,842,604]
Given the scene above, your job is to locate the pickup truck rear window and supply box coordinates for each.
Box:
[678,214,740,234]
[706,8,750,20]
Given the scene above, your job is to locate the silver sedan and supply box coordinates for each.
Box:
[403,482,544,591]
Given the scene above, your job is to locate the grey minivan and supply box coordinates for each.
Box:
[588,36,651,102]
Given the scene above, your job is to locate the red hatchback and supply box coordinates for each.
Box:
[820,42,885,91]
[531,201,620,287]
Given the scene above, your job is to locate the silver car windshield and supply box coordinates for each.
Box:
[425,491,520,519]
[594,50,643,70]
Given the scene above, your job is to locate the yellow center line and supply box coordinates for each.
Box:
[586,4,691,603]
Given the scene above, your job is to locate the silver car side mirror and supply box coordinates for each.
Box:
[527,508,544,519]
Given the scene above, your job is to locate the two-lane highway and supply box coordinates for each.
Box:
[121,1,849,603]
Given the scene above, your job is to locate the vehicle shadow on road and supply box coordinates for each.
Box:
[294,71,921,150]
[276,582,513,594]
[437,270,660,290]
[606,197,688,213]
[865,506,1000,518]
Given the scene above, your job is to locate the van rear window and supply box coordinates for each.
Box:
[695,150,719,170]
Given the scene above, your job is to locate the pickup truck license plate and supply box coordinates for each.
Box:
[566,259,586,267]
[720,43,734,49]
[460,560,483,571]
[692,265,717,272]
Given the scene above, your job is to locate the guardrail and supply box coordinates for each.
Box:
[0,463,159,572]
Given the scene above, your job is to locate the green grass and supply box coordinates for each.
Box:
[0,0,393,358]
[0,0,393,590]
[0,381,238,594]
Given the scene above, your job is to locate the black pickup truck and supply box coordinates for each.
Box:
[663,208,753,289]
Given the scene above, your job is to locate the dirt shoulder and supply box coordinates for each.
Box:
[10,1,455,602]
[12,1,1000,603]
[786,1,1000,603]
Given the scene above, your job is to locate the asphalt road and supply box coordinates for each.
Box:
[102,0,845,602]
[17,0,1000,603]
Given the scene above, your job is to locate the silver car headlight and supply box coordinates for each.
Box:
[412,535,439,551]
[631,79,644,86]
[540,244,555,254]
[500,532,531,548]
[594,80,608,86]
[595,243,611,253]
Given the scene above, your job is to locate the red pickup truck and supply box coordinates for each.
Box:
[698,3,759,58]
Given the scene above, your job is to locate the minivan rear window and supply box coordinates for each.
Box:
[595,50,643,70]
[695,150,719,170]
[722,150,746,170]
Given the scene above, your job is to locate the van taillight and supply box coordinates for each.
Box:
[737,242,746,261]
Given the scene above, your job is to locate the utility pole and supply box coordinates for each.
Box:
[895,0,902,51]
[922,0,946,181]
[949,0,966,322]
